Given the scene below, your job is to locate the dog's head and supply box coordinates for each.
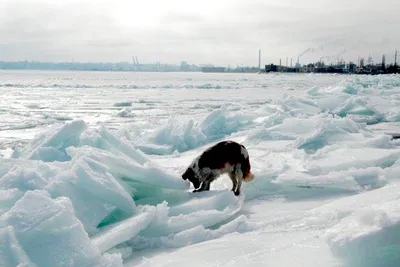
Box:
[182,167,201,189]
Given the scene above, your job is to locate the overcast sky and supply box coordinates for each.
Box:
[0,0,399,66]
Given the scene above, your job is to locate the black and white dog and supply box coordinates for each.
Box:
[182,141,255,196]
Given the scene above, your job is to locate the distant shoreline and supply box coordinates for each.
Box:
[1,69,399,76]
[1,61,398,75]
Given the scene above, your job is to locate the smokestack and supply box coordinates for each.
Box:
[395,49,398,66]
[258,49,261,70]
[291,58,293,67]
[286,57,288,67]
[280,58,282,66]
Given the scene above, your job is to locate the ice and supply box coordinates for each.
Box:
[322,183,400,267]
[276,95,322,115]
[305,77,400,125]
[116,108,135,118]
[68,155,136,213]
[139,191,244,237]
[0,165,47,191]
[305,147,400,174]
[42,113,74,121]
[67,146,186,190]
[275,167,387,191]
[0,226,35,267]
[45,153,137,234]
[92,207,156,253]
[0,189,24,216]
[0,191,123,267]
[0,160,64,216]
[114,101,133,107]
[139,119,207,154]
[1,118,243,265]
[296,116,367,152]
[12,120,87,161]
[332,98,384,124]
[247,113,381,155]
[135,143,174,155]
[137,105,256,154]
[45,175,118,235]
[129,214,260,251]
[1,72,400,266]
[79,126,149,165]
[386,109,400,122]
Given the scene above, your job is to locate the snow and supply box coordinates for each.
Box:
[1,71,400,267]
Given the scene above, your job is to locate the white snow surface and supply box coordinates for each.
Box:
[1,71,400,267]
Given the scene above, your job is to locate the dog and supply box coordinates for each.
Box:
[182,140,255,196]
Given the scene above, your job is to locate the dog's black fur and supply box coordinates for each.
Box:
[182,141,254,196]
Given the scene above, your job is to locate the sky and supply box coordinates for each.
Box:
[0,0,399,66]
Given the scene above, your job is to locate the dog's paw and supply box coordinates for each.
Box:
[234,190,240,196]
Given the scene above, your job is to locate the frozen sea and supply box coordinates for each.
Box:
[1,70,400,267]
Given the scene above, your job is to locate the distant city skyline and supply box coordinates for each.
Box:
[1,0,399,66]
[1,49,398,69]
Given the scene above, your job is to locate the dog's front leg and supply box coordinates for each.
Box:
[193,172,214,193]
[192,182,203,193]
[193,181,209,192]
[204,181,211,191]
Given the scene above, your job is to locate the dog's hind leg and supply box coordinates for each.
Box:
[233,165,243,196]
[229,172,238,193]
[235,176,243,196]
